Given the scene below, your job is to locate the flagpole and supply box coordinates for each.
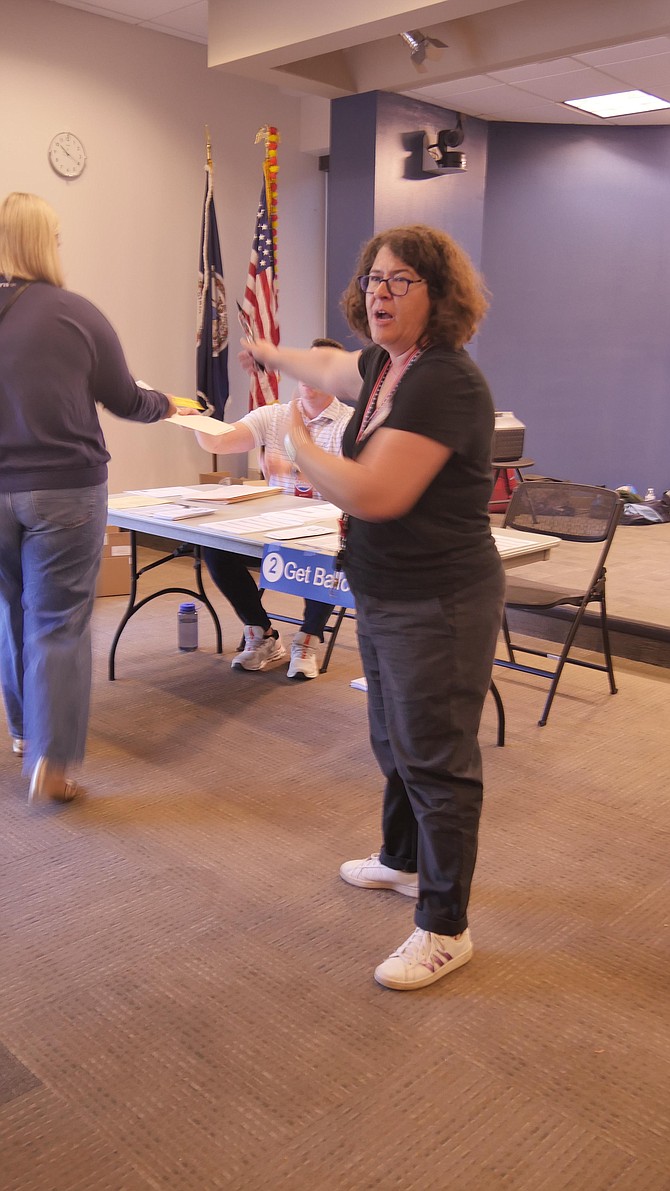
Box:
[196,126,229,468]
[205,126,217,471]
[255,125,279,284]
[242,126,280,411]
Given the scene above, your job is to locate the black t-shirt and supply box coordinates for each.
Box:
[341,344,500,599]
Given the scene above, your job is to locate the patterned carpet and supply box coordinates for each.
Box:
[1,543,668,1190]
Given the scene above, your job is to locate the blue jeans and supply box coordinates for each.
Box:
[0,485,108,771]
[354,563,505,936]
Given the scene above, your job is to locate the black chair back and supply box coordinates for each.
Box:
[503,482,622,545]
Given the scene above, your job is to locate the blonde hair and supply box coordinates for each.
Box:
[0,192,64,288]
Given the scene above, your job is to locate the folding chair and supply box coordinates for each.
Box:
[494,482,622,725]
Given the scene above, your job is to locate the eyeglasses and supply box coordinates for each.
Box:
[358,274,426,297]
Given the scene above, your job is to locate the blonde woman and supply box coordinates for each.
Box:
[0,192,177,803]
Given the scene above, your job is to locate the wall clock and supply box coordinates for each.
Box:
[48,132,87,179]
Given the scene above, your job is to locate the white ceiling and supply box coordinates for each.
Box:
[47,0,670,125]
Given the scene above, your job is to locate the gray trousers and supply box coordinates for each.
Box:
[354,563,505,936]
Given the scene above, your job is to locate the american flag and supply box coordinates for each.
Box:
[242,182,279,408]
[196,163,229,419]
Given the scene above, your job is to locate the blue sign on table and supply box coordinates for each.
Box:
[260,545,355,609]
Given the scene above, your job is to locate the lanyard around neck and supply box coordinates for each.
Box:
[356,348,423,443]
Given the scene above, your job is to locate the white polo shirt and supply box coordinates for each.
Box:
[239,398,353,497]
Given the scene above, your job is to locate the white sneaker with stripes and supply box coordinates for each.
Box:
[374,927,473,990]
[339,853,418,898]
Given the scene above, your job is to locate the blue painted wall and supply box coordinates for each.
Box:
[327,92,488,351]
[327,92,379,351]
[327,97,670,495]
[478,123,670,495]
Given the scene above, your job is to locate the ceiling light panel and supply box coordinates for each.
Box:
[563,89,670,117]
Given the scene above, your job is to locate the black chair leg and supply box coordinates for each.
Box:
[320,606,347,674]
[537,603,588,726]
[502,612,515,663]
[599,593,618,695]
[490,680,505,746]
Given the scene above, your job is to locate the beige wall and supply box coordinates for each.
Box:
[1,0,326,491]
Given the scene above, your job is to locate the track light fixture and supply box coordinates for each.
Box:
[399,29,447,71]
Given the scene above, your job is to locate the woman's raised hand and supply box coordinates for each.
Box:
[239,337,273,375]
[288,398,311,449]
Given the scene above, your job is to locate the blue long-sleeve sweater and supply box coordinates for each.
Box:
[0,277,169,493]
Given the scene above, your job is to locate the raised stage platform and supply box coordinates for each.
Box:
[495,518,670,669]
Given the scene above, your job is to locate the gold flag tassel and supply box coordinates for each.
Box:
[255,125,279,283]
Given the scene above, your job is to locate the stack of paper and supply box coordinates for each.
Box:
[166,413,235,435]
[125,485,280,505]
[135,504,218,521]
[203,504,340,538]
[180,485,281,503]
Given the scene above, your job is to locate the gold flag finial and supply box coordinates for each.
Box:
[205,125,213,168]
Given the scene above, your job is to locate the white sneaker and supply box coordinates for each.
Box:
[339,853,418,899]
[287,632,320,681]
[231,626,285,671]
[374,927,473,990]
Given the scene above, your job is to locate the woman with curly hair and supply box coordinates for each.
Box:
[240,224,504,991]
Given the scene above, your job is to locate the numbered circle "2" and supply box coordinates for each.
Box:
[261,552,285,584]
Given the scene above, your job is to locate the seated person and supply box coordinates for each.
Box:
[195,338,352,680]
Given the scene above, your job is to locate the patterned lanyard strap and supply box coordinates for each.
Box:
[356,347,423,443]
[337,347,423,569]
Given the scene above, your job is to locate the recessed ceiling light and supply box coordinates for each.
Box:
[563,89,670,118]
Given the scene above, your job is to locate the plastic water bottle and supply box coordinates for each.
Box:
[177,602,198,651]
[644,488,656,503]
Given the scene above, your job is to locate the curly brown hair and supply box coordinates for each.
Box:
[341,225,489,350]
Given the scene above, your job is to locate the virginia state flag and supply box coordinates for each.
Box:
[196,162,229,419]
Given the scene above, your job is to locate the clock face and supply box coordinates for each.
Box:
[48,132,86,179]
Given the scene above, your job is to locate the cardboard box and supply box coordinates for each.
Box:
[199,471,231,485]
[96,554,131,597]
[97,526,132,596]
[102,527,131,558]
